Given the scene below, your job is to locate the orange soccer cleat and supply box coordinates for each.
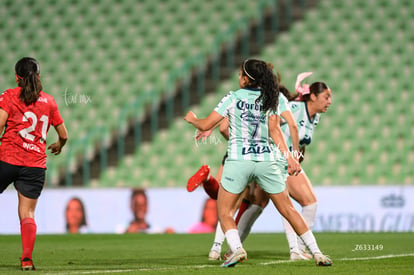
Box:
[187,165,210,192]
[21,257,36,271]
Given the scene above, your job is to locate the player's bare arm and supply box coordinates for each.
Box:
[184,110,224,132]
[280,110,299,155]
[48,123,68,155]
[0,108,8,134]
[268,114,301,176]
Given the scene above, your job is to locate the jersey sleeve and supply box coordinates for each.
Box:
[0,90,11,114]
[278,94,290,114]
[272,106,280,116]
[214,92,234,117]
[49,97,64,126]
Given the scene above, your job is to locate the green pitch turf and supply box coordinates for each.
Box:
[0,232,413,274]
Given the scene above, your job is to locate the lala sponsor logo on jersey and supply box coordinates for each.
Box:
[242,143,271,155]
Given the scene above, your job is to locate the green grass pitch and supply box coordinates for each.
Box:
[0,232,413,274]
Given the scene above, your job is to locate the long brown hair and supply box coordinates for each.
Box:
[15,57,43,105]
[241,59,279,112]
[266,63,297,101]
[65,197,87,232]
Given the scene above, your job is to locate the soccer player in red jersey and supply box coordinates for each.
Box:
[0,57,68,271]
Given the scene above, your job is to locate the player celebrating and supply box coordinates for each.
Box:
[185,59,331,267]
[0,57,68,271]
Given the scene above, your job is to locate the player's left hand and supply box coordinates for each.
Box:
[195,129,213,141]
[48,142,63,155]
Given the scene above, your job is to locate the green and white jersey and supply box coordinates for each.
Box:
[281,101,320,151]
[271,93,291,163]
[214,87,279,161]
[278,93,290,114]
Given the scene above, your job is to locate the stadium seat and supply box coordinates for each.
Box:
[0,0,281,186]
[2,0,411,187]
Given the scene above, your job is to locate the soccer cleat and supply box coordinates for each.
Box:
[186,165,210,192]
[222,249,232,260]
[301,251,313,260]
[221,248,247,268]
[313,253,332,266]
[208,250,221,261]
[21,257,36,271]
[290,251,311,261]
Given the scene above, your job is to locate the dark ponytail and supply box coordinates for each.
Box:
[241,59,279,112]
[300,82,330,102]
[269,66,297,101]
[15,57,43,105]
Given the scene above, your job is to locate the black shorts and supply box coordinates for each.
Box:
[0,160,46,199]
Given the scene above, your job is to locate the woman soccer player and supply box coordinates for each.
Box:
[0,57,68,271]
[185,59,332,267]
[236,72,333,260]
[186,68,301,261]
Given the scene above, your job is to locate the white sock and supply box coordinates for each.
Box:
[225,229,243,252]
[238,204,263,243]
[282,217,300,253]
[299,230,321,255]
[211,222,225,252]
[297,203,318,252]
[302,203,317,227]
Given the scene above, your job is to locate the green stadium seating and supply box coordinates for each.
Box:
[0,0,277,186]
[2,0,412,187]
[97,0,413,187]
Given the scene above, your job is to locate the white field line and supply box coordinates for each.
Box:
[44,253,414,275]
[260,252,414,265]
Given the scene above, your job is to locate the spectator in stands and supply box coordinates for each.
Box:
[65,197,88,234]
[125,188,175,234]
[125,188,150,233]
[188,198,218,233]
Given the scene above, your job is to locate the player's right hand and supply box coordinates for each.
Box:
[287,154,301,176]
[184,111,197,124]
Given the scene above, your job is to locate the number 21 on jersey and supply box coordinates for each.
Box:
[19,111,49,143]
